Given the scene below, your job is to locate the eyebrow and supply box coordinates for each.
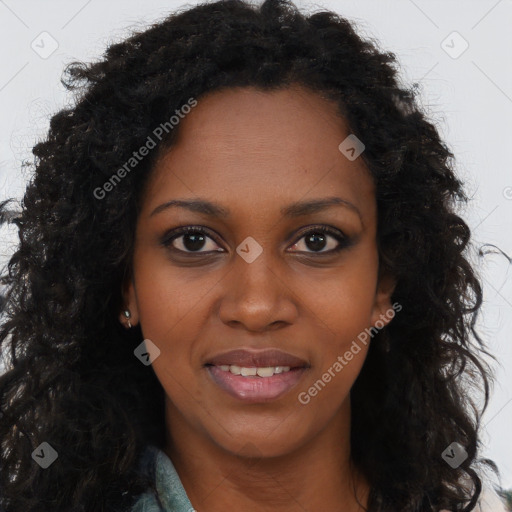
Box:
[150,196,362,221]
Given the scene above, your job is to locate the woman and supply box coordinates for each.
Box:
[0,0,507,510]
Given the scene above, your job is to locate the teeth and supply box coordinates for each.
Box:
[216,365,292,377]
[256,367,274,377]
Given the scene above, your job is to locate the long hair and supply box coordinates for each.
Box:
[0,0,498,510]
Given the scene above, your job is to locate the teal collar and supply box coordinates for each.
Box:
[132,445,195,512]
[130,445,506,512]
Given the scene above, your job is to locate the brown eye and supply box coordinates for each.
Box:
[288,226,351,254]
[161,226,224,254]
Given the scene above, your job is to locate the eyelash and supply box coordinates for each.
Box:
[160,225,351,256]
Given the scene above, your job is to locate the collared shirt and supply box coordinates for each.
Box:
[131,445,507,512]
[131,445,195,512]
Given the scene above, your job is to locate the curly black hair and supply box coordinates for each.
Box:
[0,0,501,510]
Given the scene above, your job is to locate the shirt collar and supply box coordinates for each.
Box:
[132,445,196,512]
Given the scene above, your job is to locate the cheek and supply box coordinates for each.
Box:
[131,247,219,343]
[300,246,380,339]
[296,284,373,418]
[130,252,207,393]
[295,245,378,396]
[134,263,206,413]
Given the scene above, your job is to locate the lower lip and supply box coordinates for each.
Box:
[206,366,309,403]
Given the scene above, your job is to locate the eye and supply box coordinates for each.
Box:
[288,225,350,254]
[161,225,351,256]
[161,226,224,254]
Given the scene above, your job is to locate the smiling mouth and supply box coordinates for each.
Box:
[205,363,295,377]
[205,364,309,403]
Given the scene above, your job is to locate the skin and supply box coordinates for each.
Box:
[121,85,395,511]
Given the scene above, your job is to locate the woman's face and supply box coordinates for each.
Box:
[123,86,394,458]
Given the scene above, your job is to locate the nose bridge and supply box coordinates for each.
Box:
[218,235,298,330]
[234,235,281,304]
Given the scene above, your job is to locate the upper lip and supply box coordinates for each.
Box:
[205,349,310,368]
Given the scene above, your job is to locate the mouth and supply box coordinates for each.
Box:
[205,363,310,403]
[204,348,310,403]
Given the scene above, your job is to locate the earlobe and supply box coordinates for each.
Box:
[119,275,139,328]
[121,309,133,328]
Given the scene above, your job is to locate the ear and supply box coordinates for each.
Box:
[370,271,397,328]
[119,269,140,328]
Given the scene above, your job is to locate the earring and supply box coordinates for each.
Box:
[123,309,132,329]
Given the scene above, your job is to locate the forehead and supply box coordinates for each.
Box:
[142,86,375,223]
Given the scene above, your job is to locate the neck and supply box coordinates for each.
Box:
[163,397,370,512]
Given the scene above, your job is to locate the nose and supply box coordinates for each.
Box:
[218,247,299,333]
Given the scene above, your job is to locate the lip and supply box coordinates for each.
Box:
[205,348,310,368]
[206,365,309,403]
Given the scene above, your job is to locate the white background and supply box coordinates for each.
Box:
[1,0,511,491]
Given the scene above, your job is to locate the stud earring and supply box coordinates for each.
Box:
[123,309,132,329]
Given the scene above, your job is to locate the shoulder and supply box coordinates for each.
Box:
[130,445,163,511]
[131,445,196,512]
